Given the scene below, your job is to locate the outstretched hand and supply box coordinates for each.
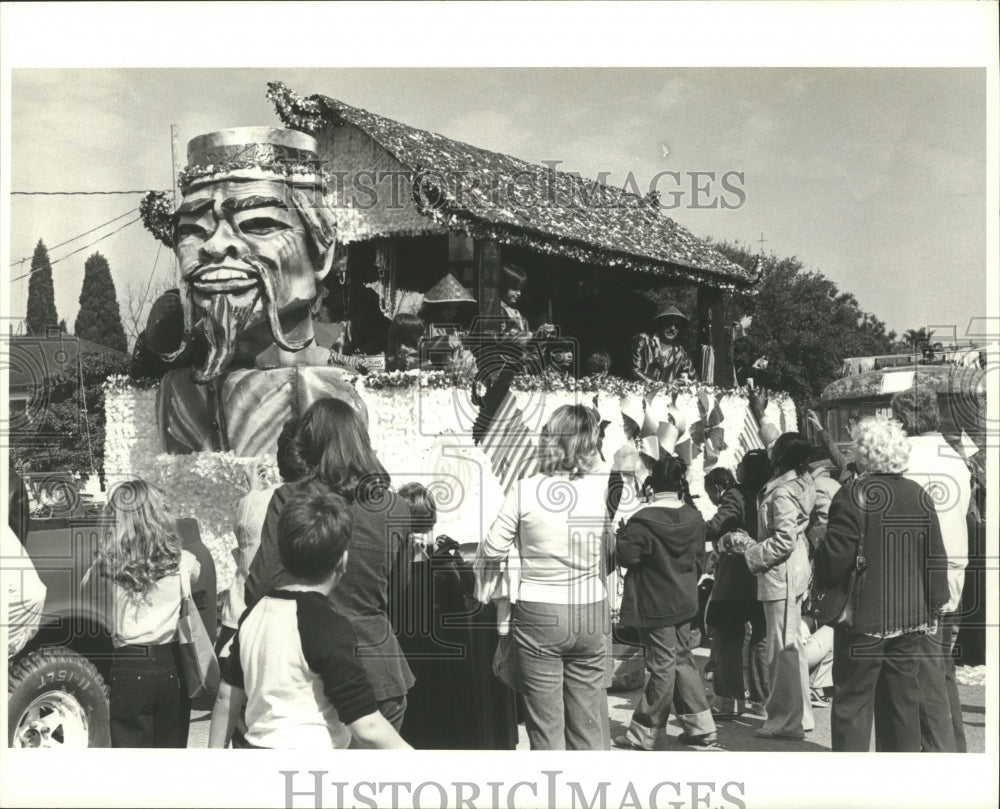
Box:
[749,387,769,420]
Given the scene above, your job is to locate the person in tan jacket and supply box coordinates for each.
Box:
[742,432,820,740]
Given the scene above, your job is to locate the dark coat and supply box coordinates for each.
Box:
[813,475,950,636]
[705,485,758,601]
[246,479,415,701]
[616,498,705,628]
[397,537,517,750]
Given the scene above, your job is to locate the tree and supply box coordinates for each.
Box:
[25,239,59,335]
[716,241,894,408]
[903,327,935,350]
[123,277,174,351]
[74,252,128,353]
[8,342,130,484]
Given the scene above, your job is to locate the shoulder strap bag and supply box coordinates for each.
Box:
[808,482,867,630]
[176,561,221,699]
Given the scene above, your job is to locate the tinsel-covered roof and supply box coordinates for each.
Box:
[268,82,754,289]
[821,364,987,401]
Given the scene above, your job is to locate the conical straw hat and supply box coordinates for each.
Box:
[423,273,477,304]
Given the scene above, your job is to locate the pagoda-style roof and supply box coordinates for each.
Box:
[268,82,755,289]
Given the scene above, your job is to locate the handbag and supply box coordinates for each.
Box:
[492,632,523,693]
[176,566,221,699]
[808,490,867,631]
[810,550,866,631]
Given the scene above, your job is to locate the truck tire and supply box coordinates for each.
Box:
[8,647,111,748]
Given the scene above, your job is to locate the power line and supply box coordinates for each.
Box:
[9,209,138,267]
[11,217,143,282]
[12,189,167,196]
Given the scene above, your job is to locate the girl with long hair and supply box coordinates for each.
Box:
[477,404,613,750]
[90,479,200,747]
[246,397,414,731]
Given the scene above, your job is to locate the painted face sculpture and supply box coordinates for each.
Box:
[166,128,335,383]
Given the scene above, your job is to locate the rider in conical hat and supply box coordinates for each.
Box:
[420,273,478,375]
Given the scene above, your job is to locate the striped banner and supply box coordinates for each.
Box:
[735,405,765,458]
[479,390,540,493]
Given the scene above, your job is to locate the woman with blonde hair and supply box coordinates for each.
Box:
[477,404,613,750]
[813,416,949,751]
[88,479,201,747]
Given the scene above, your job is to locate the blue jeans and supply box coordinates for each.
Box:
[625,621,715,748]
[512,600,610,750]
[110,643,191,748]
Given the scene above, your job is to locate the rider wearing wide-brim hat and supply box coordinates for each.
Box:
[419,273,479,375]
[631,304,698,384]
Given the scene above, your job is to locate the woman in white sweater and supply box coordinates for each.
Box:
[478,404,613,750]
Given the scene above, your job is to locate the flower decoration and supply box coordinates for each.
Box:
[139,190,174,248]
[266,81,324,132]
[103,370,793,601]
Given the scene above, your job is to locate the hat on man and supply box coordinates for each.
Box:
[423,273,477,304]
[652,305,690,327]
[180,127,325,194]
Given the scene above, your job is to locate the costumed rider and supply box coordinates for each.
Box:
[418,273,478,376]
[631,304,697,384]
[141,127,367,455]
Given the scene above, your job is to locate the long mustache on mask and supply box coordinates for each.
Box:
[183,254,310,384]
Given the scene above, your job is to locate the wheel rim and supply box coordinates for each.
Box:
[13,692,90,748]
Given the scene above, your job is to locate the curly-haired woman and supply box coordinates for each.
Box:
[813,416,950,751]
[89,480,201,747]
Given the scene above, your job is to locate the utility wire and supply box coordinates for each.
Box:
[9,209,137,266]
[12,189,167,196]
[11,217,142,282]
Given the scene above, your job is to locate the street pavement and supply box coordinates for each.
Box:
[187,648,987,752]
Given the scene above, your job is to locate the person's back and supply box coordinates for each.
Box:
[248,479,415,700]
[496,471,610,604]
[614,455,720,750]
[903,434,970,609]
[819,475,948,637]
[617,495,704,628]
[212,488,411,750]
[230,589,368,748]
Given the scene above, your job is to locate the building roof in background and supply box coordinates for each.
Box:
[268,82,755,289]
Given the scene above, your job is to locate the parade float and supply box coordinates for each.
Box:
[116,100,789,599]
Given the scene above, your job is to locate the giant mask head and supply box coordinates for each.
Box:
[163,128,336,383]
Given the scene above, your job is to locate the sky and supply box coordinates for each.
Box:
[1,4,998,809]
[5,65,989,343]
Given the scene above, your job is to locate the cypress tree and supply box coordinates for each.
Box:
[25,239,59,334]
[74,252,128,353]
